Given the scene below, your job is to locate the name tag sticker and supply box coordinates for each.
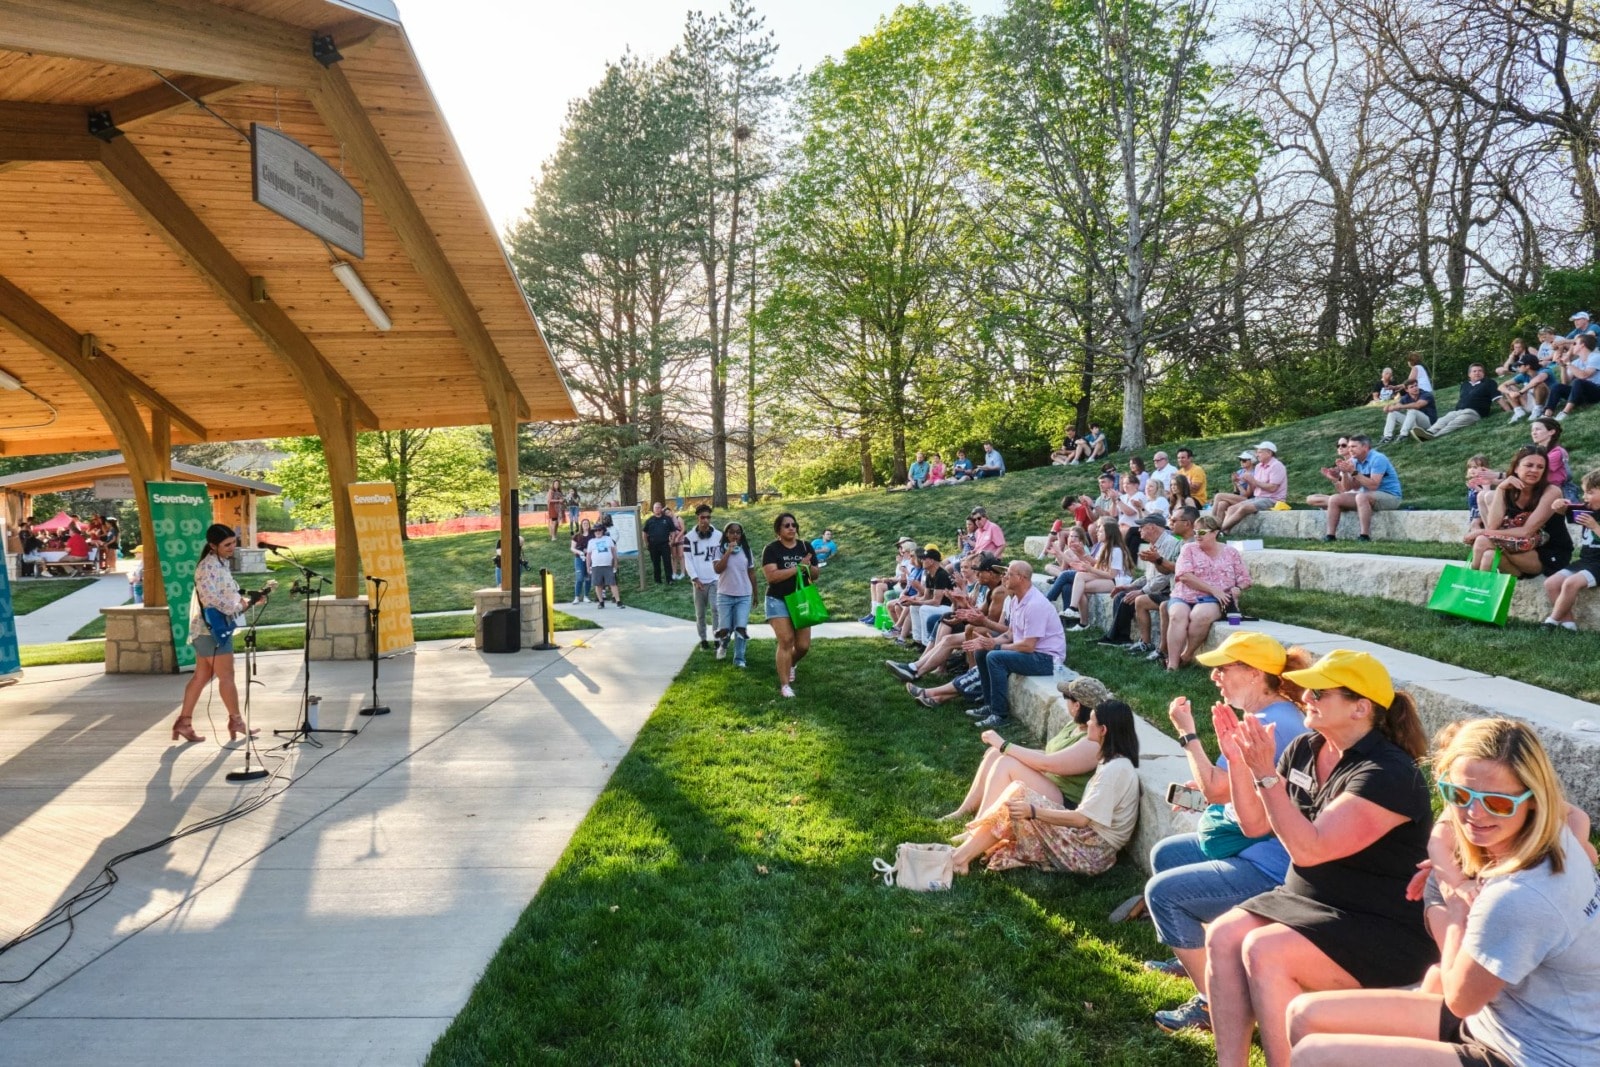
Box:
[1289,769,1316,792]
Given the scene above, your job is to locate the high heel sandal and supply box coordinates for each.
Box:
[171,716,205,743]
[227,716,260,742]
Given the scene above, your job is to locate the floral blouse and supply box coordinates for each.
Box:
[1172,542,1252,605]
[188,552,248,636]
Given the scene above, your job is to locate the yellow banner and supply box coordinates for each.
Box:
[347,482,415,654]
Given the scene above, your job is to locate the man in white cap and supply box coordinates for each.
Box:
[1211,442,1287,532]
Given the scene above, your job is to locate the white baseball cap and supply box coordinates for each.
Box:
[1573,311,1592,321]
[1254,441,1278,454]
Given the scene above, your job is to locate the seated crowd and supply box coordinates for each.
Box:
[15,514,121,576]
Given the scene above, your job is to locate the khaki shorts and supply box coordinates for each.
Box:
[1360,490,1401,511]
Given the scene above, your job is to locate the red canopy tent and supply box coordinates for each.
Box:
[33,511,75,532]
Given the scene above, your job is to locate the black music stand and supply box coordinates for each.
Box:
[358,575,389,716]
[273,565,356,747]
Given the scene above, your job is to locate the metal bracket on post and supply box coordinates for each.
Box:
[87,111,123,142]
[312,33,343,67]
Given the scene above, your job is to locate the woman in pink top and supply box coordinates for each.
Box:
[1165,516,1252,671]
[1530,416,1576,502]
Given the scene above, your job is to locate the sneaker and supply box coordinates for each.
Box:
[1561,621,1579,631]
[1323,534,1337,542]
[735,660,747,668]
[1154,994,1212,1034]
[716,643,727,661]
[780,685,796,698]
[1126,641,1150,654]
[884,660,917,683]
[1357,533,1372,542]
[1060,608,1080,620]
[598,600,606,609]
[1411,426,1435,442]
[1509,408,1527,423]
[1144,648,1162,661]
[571,596,580,605]
[1066,623,1089,633]
[1143,957,1188,978]
[964,705,993,720]
[1378,435,1393,444]
[700,640,711,651]
[1543,616,1560,627]
[1556,410,1570,421]
[974,713,1009,728]
[617,603,626,609]
[860,615,875,626]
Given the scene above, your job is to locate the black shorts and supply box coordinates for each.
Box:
[1439,1004,1515,1067]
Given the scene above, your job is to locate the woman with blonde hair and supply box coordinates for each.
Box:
[1204,649,1433,1066]
[1285,718,1600,1066]
[1063,518,1130,631]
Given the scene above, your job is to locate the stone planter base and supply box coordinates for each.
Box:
[101,605,177,674]
[472,587,549,650]
[306,597,372,661]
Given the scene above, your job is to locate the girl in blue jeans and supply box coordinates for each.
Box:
[713,521,756,667]
[1142,632,1312,1035]
[570,519,594,604]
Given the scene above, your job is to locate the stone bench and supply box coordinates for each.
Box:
[1028,512,1581,549]
[1006,669,1197,875]
[1239,548,1600,629]
[1197,622,1600,815]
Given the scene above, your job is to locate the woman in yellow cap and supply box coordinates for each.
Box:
[1144,632,1314,1036]
[1204,649,1432,1067]
[1285,718,1600,1066]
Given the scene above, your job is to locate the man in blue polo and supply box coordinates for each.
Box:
[974,441,1006,479]
[1320,433,1401,542]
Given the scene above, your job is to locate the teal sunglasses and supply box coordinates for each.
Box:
[1436,779,1534,818]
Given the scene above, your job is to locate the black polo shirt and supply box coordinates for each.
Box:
[1275,728,1431,927]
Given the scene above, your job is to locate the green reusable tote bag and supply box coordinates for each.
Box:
[784,565,830,629]
[1427,549,1514,626]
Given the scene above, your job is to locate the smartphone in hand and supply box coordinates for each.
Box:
[1165,782,1208,813]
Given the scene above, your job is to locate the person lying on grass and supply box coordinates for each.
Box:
[1285,717,1600,1067]
[940,675,1110,823]
[1467,447,1561,578]
[949,699,1141,877]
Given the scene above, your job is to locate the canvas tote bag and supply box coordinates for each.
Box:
[873,843,954,892]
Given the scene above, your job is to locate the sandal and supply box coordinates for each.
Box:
[171,716,205,743]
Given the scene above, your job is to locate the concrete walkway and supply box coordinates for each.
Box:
[14,575,132,645]
[0,608,696,1065]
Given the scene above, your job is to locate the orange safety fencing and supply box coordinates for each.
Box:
[255,510,609,548]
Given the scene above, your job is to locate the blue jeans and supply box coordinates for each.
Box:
[975,648,1054,719]
[573,556,591,600]
[1044,571,1076,608]
[920,605,953,644]
[716,593,752,664]
[1144,833,1280,950]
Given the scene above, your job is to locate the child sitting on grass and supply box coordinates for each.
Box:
[1543,469,1600,629]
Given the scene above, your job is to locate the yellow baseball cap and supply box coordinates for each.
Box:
[1195,631,1287,675]
[923,542,940,553]
[1282,649,1395,708]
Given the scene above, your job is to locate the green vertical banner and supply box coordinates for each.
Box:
[147,481,213,671]
[0,559,21,683]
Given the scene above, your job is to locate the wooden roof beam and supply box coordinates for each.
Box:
[103,76,244,131]
[0,0,336,90]
[92,135,379,429]
[309,63,533,424]
[0,101,103,163]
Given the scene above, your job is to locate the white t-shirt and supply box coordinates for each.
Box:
[1073,757,1140,850]
[1463,828,1600,1067]
[1412,364,1433,392]
[1147,465,1176,493]
[586,534,616,569]
[682,526,724,583]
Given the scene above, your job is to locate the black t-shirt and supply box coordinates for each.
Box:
[927,565,955,604]
[1456,378,1499,416]
[1275,729,1430,927]
[643,514,675,546]
[762,539,817,600]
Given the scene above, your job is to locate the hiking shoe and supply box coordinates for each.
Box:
[884,660,917,683]
[1143,957,1188,978]
[973,713,1010,729]
[1410,427,1435,442]
[1154,994,1211,1034]
[964,705,993,720]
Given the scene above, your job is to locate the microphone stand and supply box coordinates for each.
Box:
[272,553,356,747]
[358,576,389,716]
[225,591,272,782]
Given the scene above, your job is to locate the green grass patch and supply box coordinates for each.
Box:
[1257,538,1468,562]
[10,577,98,615]
[428,639,1222,1067]
[20,640,108,666]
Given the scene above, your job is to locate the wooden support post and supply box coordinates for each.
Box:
[490,402,519,592]
[329,395,361,599]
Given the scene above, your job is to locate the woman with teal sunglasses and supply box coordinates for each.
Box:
[1286,718,1600,1067]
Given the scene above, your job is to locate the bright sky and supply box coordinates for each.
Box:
[393,0,1006,232]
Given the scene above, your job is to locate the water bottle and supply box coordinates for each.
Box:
[306,694,321,730]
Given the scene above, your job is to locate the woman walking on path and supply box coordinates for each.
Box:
[546,480,563,540]
[762,512,818,699]
[713,521,756,668]
[173,524,271,744]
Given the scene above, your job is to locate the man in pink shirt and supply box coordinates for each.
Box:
[963,560,1065,728]
[1213,441,1288,533]
[970,505,1006,557]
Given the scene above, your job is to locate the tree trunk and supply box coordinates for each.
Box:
[858,433,876,487]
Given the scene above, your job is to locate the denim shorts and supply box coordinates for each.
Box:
[192,633,234,657]
[764,595,789,620]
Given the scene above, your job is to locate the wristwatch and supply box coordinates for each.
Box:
[1178,733,1200,747]
[1254,774,1281,789]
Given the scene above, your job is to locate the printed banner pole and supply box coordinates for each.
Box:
[347,482,415,654]
[146,482,214,671]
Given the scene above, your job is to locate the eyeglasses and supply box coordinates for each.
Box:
[780,522,797,529]
[1306,687,1357,701]
[1436,779,1534,818]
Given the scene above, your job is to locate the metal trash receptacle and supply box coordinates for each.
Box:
[481,607,521,653]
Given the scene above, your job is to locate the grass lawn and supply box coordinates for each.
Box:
[10,577,98,615]
[427,638,1221,1067]
[1257,538,1467,561]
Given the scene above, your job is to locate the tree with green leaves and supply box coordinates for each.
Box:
[761,3,980,484]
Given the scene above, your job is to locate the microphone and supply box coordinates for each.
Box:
[258,541,291,553]
[366,576,387,586]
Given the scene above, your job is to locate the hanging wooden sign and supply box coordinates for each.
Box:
[251,124,364,258]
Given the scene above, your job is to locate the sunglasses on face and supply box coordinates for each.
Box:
[781,522,797,529]
[1306,687,1356,702]
[1435,779,1534,818]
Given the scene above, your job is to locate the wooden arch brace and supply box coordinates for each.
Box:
[0,273,173,607]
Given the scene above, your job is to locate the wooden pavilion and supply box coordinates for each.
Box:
[0,0,575,628]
